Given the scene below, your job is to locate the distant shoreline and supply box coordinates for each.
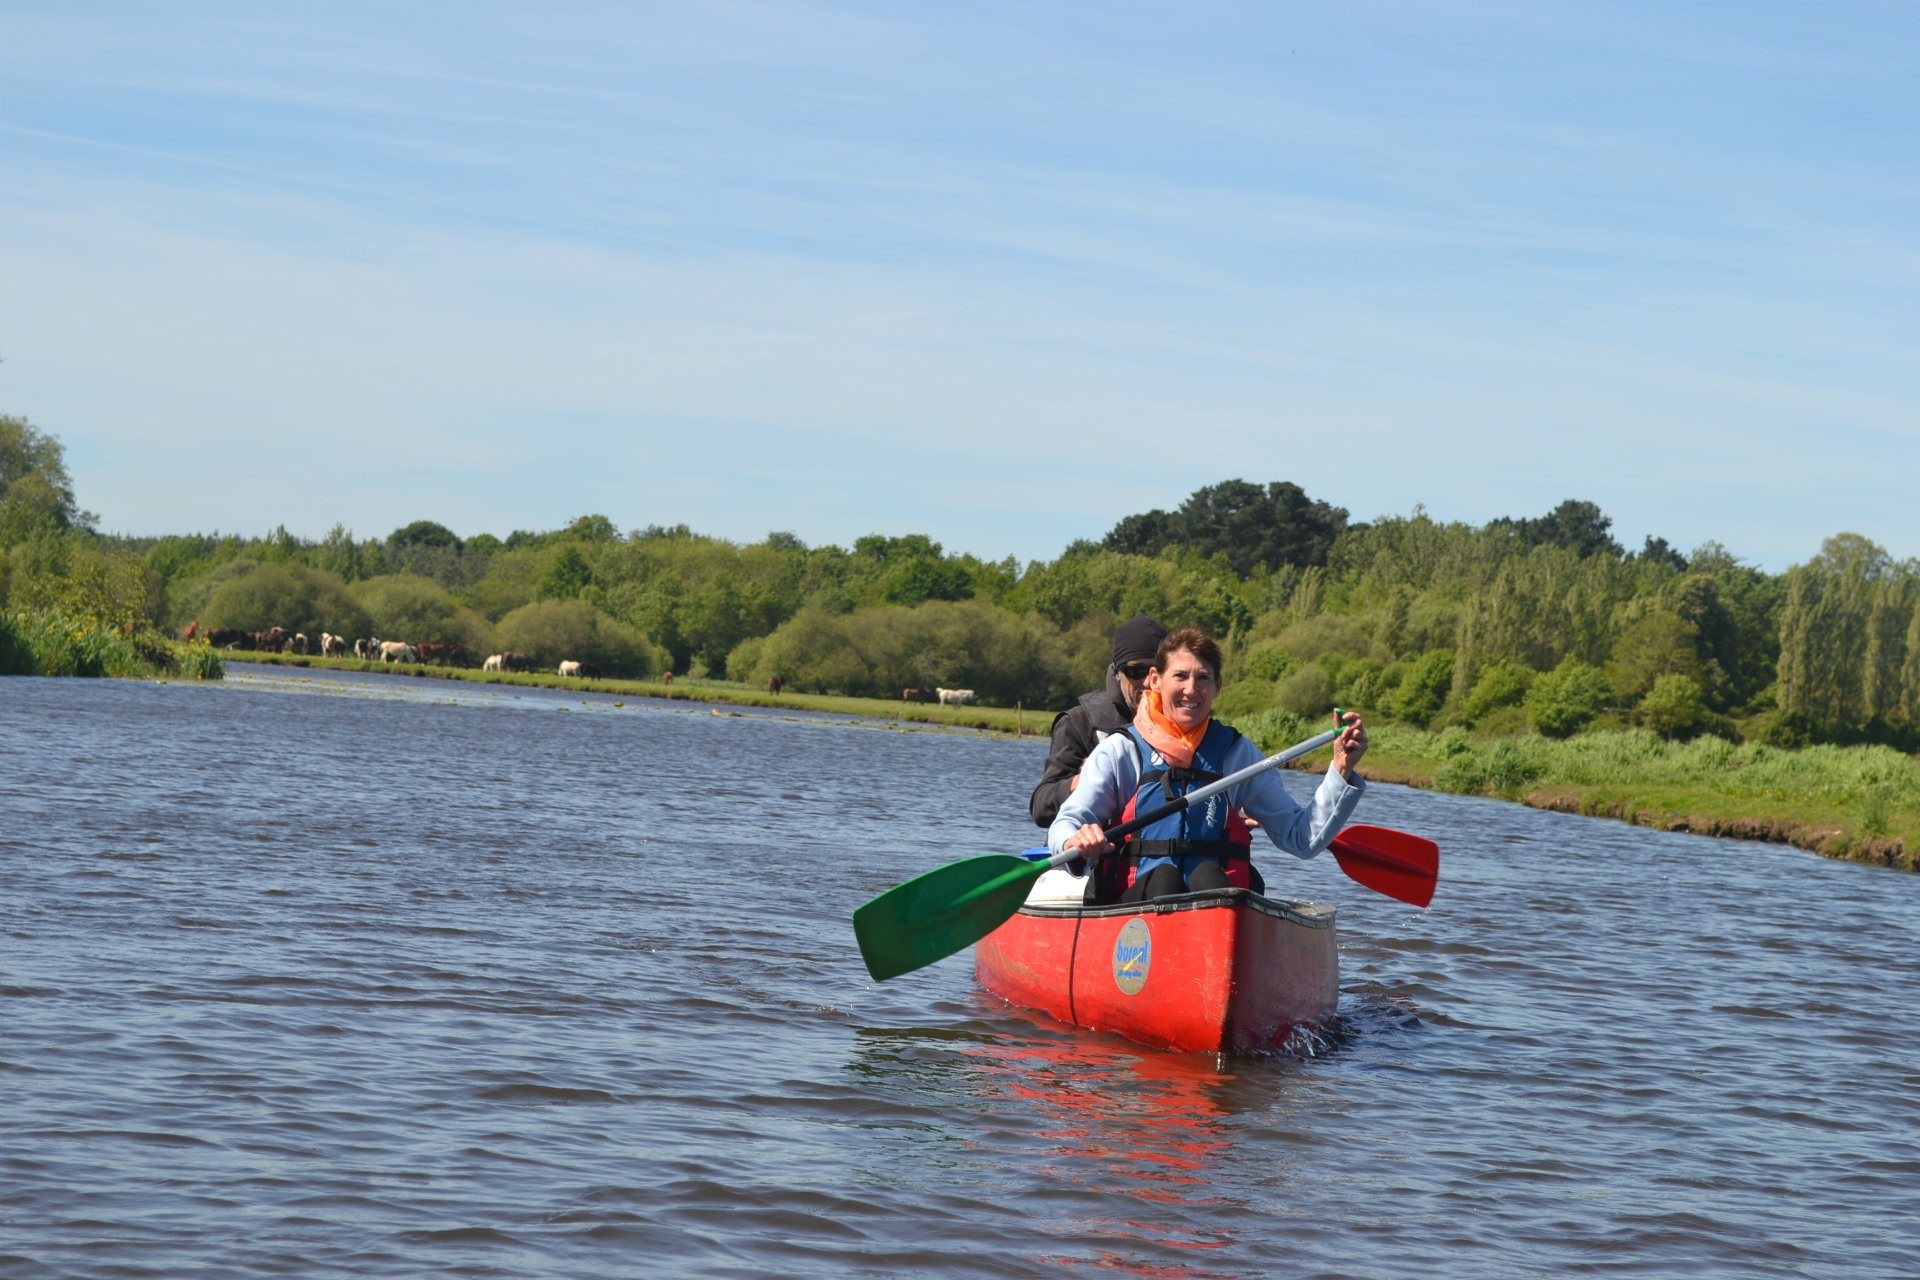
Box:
[219,652,1048,737]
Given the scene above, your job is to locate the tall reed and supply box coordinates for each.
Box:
[0,610,222,680]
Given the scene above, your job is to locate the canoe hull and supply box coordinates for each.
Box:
[974,887,1338,1054]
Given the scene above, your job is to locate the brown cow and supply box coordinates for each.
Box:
[767,675,785,694]
[661,671,674,685]
[415,641,467,667]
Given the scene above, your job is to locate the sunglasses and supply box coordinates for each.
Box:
[1117,662,1154,681]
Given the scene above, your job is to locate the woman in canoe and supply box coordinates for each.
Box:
[1049,625,1370,902]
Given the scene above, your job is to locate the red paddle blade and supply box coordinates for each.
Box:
[1329,823,1439,908]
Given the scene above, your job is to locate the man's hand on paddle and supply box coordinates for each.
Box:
[1333,709,1369,782]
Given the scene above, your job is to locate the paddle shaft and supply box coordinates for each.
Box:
[1059,726,1342,864]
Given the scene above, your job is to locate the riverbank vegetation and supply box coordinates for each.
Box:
[4,413,1915,867]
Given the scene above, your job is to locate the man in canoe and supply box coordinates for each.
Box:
[1029,613,1168,827]
[1050,625,1370,902]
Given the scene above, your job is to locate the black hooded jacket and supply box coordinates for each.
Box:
[1028,672,1136,827]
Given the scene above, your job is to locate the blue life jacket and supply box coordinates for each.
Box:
[1119,720,1254,885]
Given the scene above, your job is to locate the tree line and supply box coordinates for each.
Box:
[1,413,1911,747]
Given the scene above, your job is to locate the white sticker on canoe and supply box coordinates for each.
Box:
[1113,917,1151,995]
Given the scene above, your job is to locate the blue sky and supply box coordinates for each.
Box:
[2,2,1914,572]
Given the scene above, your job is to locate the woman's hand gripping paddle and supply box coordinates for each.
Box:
[853,728,1341,982]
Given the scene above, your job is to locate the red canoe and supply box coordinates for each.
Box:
[973,881,1339,1055]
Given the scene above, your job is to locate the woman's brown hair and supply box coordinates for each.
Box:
[1154,626,1222,681]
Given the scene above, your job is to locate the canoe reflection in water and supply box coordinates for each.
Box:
[968,1035,1247,1277]
[845,1024,1258,1276]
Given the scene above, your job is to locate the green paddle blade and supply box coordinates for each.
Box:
[853,853,1047,982]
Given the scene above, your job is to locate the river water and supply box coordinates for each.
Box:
[2,665,1915,1279]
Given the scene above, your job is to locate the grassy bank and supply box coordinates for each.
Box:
[1,611,223,680]
[1350,726,1919,872]
[217,652,1920,873]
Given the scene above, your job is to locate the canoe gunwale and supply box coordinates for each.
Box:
[1011,885,1336,930]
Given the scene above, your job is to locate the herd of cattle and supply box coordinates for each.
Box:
[902,687,976,705]
[184,623,583,678]
[183,624,977,701]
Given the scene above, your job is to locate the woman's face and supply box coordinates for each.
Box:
[1147,647,1217,729]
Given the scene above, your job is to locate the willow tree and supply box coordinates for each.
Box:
[1776,534,1900,733]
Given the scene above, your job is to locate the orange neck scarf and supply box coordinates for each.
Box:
[1132,687,1208,769]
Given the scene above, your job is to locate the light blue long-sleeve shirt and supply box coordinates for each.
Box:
[1046,726,1365,862]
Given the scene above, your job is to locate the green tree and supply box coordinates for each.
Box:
[1276,665,1336,719]
[1242,642,1295,684]
[6,536,152,631]
[1775,534,1889,733]
[561,513,620,543]
[733,605,873,695]
[389,520,461,550]
[1387,648,1455,726]
[1640,673,1708,740]
[880,555,974,606]
[1461,660,1534,725]
[1526,657,1612,737]
[1607,605,1703,702]
[539,545,596,601]
[350,574,470,646]
[493,598,663,677]
[1635,536,1688,572]
[0,416,92,542]
[1488,499,1622,559]
[1103,479,1349,576]
[731,599,1073,705]
[460,548,542,620]
[201,561,371,639]
[314,524,367,583]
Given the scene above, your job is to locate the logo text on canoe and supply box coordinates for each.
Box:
[1113,917,1151,996]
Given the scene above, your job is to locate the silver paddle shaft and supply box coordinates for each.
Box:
[1046,726,1342,868]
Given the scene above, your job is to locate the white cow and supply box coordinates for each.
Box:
[558,660,583,678]
[482,653,504,672]
[935,687,975,706]
[379,640,417,664]
[320,632,346,658]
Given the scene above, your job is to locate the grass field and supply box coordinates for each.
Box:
[1348,726,1918,872]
